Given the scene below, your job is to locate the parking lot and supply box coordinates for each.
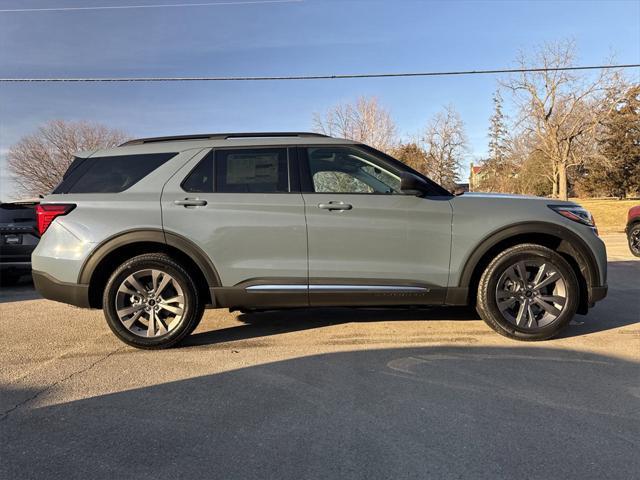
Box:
[1,234,638,479]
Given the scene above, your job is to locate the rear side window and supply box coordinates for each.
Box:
[182,148,289,193]
[53,153,176,194]
[216,148,289,193]
[182,152,213,193]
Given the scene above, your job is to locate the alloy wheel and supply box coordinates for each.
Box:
[115,269,185,337]
[630,228,640,255]
[495,259,568,329]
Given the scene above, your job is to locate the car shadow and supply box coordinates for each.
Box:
[559,259,639,338]
[185,305,480,347]
[1,346,639,479]
[0,274,41,303]
[186,259,639,347]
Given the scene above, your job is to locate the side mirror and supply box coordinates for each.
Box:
[400,172,429,197]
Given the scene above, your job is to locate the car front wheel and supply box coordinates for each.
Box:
[476,244,579,341]
[103,253,204,349]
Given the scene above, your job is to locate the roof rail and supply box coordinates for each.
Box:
[119,132,328,146]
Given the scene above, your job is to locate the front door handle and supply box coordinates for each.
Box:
[174,198,208,207]
[318,201,352,211]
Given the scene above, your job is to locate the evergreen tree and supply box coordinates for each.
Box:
[480,90,514,192]
[393,142,429,176]
[598,84,640,198]
[579,84,640,198]
[488,90,510,164]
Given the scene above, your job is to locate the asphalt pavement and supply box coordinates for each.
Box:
[1,234,638,480]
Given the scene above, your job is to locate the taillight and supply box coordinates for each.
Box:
[36,204,76,235]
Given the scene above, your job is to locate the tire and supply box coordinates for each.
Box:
[627,223,640,257]
[476,244,579,341]
[103,253,204,349]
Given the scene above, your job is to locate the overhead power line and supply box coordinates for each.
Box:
[1,64,638,83]
[0,0,301,13]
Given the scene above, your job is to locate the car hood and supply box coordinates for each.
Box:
[455,192,579,206]
[448,192,582,230]
[460,192,568,202]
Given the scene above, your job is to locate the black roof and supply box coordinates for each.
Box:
[120,132,329,146]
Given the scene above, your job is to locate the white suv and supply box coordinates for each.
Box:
[32,132,607,348]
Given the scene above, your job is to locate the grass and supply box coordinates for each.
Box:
[571,198,639,234]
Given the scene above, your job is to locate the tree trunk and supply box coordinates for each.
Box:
[558,165,568,201]
[551,170,558,198]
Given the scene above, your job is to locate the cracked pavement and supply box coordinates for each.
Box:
[0,234,638,479]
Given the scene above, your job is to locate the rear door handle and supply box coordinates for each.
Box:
[174,198,207,207]
[318,202,352,211]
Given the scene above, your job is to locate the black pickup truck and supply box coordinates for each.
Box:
[0,199,39,284]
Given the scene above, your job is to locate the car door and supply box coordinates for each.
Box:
[299,145,453,306]
[161,147,308,306]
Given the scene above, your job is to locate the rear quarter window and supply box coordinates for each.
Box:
[53,153,176,194]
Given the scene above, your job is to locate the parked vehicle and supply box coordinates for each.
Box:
[626,205,640,257]
[0,199,39,285]
[31,132,607,348]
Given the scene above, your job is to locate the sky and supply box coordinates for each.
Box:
[1,0,639,200]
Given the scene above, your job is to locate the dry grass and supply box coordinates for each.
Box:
[571,198,639,234]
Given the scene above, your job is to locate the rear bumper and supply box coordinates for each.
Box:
[0,261,31,272]
[32,270,90,308]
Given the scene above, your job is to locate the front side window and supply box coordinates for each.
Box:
[305,147,401,194]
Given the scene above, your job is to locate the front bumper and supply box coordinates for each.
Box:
[32,270,90,308]
[590,284,608,304]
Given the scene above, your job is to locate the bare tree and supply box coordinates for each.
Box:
[8,120,129,196]
[419,105,468,190]
[502,40,618,200]
[312,96,398,153]
[511,132,554,196]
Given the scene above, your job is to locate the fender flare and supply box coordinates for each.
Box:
[457,221,601,289]
[78,228,221,287]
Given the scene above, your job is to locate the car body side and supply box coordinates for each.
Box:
[31,137,608,314]
[626,205,640,231]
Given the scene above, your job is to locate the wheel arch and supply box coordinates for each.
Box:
[457,222,600,314]
[79,229,220,308]
[627,218,640,232]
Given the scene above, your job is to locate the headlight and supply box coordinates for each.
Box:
[549,205,596,228]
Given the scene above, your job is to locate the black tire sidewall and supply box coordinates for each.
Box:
[628,225,640,257]
[103,254,200,349]
[480,246,579,340]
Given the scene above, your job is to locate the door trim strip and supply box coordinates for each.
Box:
[246,284,430,292]
[245,285,307,291]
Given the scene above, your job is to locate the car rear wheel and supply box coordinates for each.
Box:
[476,244,579,341]
[103,253,204,349]
[628,224,640,257]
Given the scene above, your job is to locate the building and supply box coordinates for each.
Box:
[469,162,484,192]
